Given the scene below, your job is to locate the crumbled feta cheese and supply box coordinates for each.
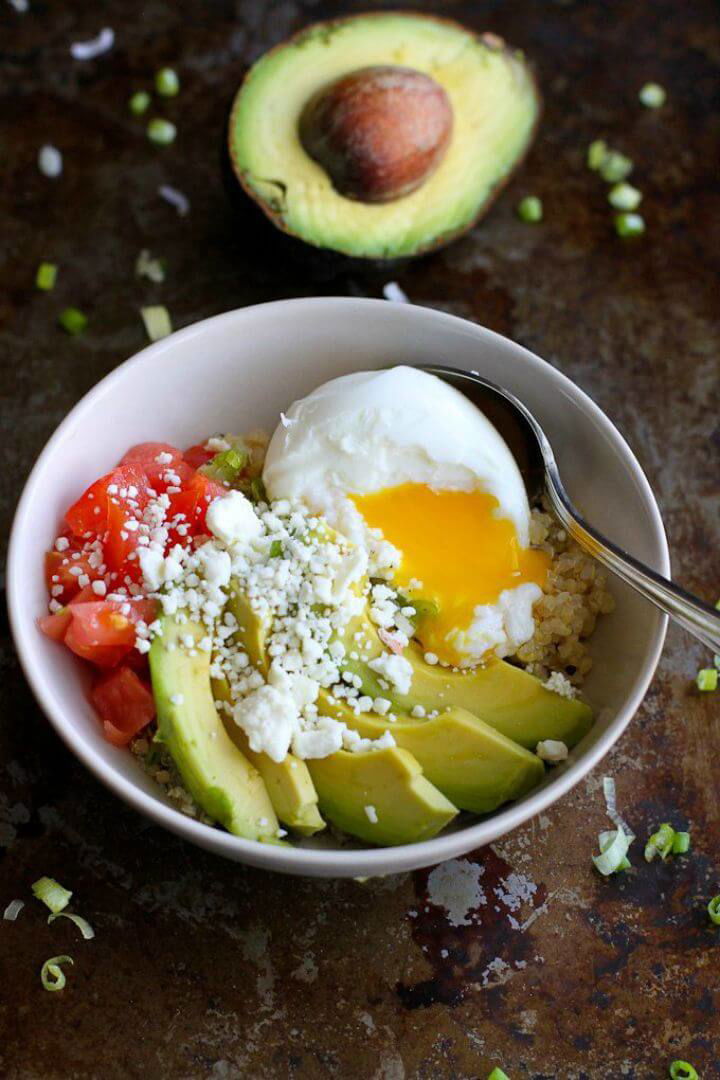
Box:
[170,693,184,706]
[424,652,439,666]
[54,536,70,552]
[368,653,412,695]
[543,671,578,699]
[364,804,379,824]
[206,491,262,546]
[292,716,345,759]
[233,685,297,763]
[536,739,569,763]
[372,697,391,716]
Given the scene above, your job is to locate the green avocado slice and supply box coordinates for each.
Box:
[149,614,279,841]
[228,12,540,259]
[341,611,593,750]
[307,746,457,846]
[217,583,325,836]
[318,692,544,815]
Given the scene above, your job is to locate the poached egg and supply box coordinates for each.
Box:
[263,366,548,665]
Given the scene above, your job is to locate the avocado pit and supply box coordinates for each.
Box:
[299,64,453,204]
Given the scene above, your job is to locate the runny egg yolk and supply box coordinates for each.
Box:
[351,483,549,664]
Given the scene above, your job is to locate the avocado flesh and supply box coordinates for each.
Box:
[229,12,539,258]
[307,746,457,846]
[318,692,544,814]
[149,615,279,841]
[341,612,593,750]
[217,584,325,836]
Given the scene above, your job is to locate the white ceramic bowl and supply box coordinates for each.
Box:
[7,299,669,877]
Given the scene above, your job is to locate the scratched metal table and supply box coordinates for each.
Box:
[1,2,719,1077]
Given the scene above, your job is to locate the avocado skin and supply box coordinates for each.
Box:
[342,613,593,750]
[149,614,279,841]
[227,12,541,261]
[318,693,545,814]
[307,746,457,846]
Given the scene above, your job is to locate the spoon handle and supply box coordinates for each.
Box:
[545,473,720,655]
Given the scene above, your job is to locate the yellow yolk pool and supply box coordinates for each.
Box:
[351,483,549,663]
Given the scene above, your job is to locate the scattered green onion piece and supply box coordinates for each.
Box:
[517,195,543,223]
[3,899,24,921]
[40,955,73,992]
[708,895,720,926]
[615,212,645,238]
[608,182,642,211]
[36,262,58,291]
[669,1062,698,1080]
[644,822,676,862]
[155,67,180,97]
[696,668,717,691]
[200,447,248,486]
[600,150,634,183]
[129,90,151,116]
[58,307,88,335]
[147,118,176,146]
[140,305,172,342]
[32,876,73,914]
[487,1070,511,1080]
[135,248,166,283]
[48,911,95,940]
[269,540,283,558]
[587,139,608,171]
[639,82,666,108]
[593,828,633,875]
[672,831,690,855]
[250,476,267,504]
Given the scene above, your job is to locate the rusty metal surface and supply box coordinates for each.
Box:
[1,1,719,1077]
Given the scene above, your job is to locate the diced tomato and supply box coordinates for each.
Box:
[65,463,150,542]
[91,666,156,747]
[64,597,157,668]
[39,608,73,642]
[121,442,183,467]
[183,442,215,470]
[167,471,225,545]
[44,549,95,602]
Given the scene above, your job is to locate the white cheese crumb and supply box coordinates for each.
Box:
[424,652,439,666]
[170,693,184,706]
[233,685,297,763]
[543,671,578,699]
[206,491,262,546]
[382,281,409,303]
[368,653,412,696]
[54,536,70,551]
[536,739,569,764]
[364,805,378,824]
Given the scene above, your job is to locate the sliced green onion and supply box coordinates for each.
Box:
[129,90,151,115]
[147,118,176,146]
[708,895,720,926]
[608,182,642,211]
[36,262,58,291]
[269,540,283,558]
[669,1063,698,1080]
[32,876,72,914]
[639,82,666,108]
[41,954,73,992]
[250,476,267,504]
[696,667,717,691]
[600,151,634,183]
[672,831,690,855]
[593,828,633,875]
[155,67,180,97]
[487,1070,511,1080]
[200,447,248,486]
[58,307,88,335]
[517,195,543,223]
[587,139,608,171]
[135,249,166,283]
[602,776,634,837]
[48,911,95,940]
[140,305,172,341]
[615,212,645,238]
[3,899,24,921]
[645,823,676,862]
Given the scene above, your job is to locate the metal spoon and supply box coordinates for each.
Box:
[423,364,720,654]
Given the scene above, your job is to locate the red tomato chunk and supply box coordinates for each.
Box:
[91,666,156,746]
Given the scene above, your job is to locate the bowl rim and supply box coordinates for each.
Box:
[7,298,670,877]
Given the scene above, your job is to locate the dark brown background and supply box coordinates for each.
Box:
[2,2,719,1077]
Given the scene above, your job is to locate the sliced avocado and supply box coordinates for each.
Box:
[341,611,593,750]
[217,583,325,836]
[228,12,540,259]
[307,746,457,846]
[149,615,279,841]
[318,692,544,814]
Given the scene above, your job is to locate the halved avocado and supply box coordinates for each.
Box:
[228,12,540,259]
